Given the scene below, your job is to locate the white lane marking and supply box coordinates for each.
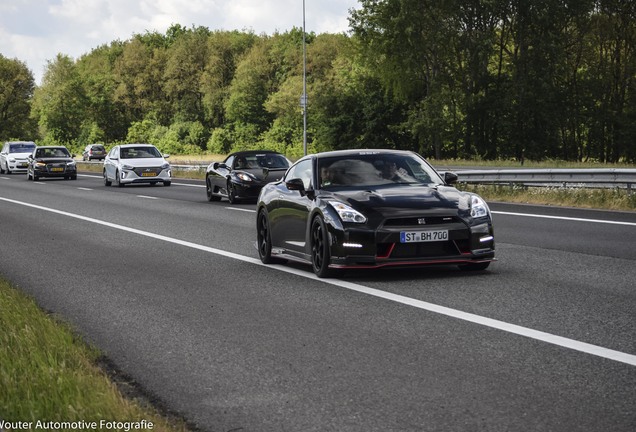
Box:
[137,195,158,200]
[0,177,9,180]
[79,173,204,188]
[2,195,635,367]
[77,187,93,191]
[492,211,636,227]
[226,207,256,213]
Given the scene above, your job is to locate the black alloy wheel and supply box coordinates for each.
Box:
[257,210,277,264]
[311,216,335,278]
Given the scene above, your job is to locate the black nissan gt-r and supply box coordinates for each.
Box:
[256,149,495,277]
[205,150,291,204]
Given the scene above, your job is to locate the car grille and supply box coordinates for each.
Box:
[382,216,461,227]
[388,241,460,258]
[133,167,162,176]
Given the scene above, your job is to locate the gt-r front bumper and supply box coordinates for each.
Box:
[325,219,495,269]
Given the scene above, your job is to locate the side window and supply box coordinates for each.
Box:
[285,159,313,190]
[225,155,235,169]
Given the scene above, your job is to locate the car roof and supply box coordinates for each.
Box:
[35,145,68,149]
[309,149,416,159]
[6,141,35,145]
[230,150,283,157]
[118,143,156,148]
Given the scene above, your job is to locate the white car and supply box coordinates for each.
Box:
[0,141,37,174]
[103,144,171,187]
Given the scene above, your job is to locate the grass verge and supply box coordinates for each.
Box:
[0,277,189,431]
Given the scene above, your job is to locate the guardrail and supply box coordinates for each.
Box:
[453,168,636,194]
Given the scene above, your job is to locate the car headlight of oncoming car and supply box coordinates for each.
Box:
[470,195,490,218]
[67,161,76,167]
[121,164,135,171]
[236,172,254,182]
[161,163,170,170]
[328,201,367,224]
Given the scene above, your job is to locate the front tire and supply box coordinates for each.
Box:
[104,170,112,186]
[116,170,124,187]
[206,178,221,201]
[257,210,279,264]
[311,216,335,278]
[227,180,239,204]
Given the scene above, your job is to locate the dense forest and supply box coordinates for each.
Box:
[1,0,635,162]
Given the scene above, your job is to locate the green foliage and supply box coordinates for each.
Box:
[0,55,37,140]
[13,4,636,163]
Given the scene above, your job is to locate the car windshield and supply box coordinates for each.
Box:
[9,144,35,153]
[234,153,290,170]
[318,153,443,189]
[120,147,162,159]
[37,148,71,158]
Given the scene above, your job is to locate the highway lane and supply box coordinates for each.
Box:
[1,173,635,431]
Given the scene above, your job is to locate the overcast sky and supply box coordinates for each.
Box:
[0,0,360,85]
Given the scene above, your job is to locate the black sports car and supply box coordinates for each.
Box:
[206,150,291,203]
[256,149,495,277]
[26,146,77,181]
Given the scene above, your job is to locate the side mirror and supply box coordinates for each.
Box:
[444,172,458,185]
[163,154,170,159]
[286,178,305,192]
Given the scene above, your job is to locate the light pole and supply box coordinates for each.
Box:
[302,0,307,155]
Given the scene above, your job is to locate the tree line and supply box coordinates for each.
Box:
[1,0,634,162]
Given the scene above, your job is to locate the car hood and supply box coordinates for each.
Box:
[324,185,471,218]
[120,158,167,167]
[240,167,287,183]
[8,152,33,159]
[35,157,74,163]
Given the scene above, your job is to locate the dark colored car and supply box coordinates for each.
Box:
[256,149,495,277]
[82,144,106,161]
[206,150,291,204]
[26,146,77,181]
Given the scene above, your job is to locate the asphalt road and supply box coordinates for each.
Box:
[1,172,635,432]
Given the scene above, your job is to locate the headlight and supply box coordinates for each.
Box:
[329,201,367,223]
[9,158,15,162]
[121,164,135,171]
[67,161,76,167]
[35,161,47,167]
[161,163,170,170]
[236,172,253,182]
[470,195,490,218]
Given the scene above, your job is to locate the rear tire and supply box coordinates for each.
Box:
[311,216,336,278]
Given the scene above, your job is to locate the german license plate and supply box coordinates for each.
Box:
[400,230,448,243]
[51,167,64,172]
[141,172,156,177]
[18,162,28,168]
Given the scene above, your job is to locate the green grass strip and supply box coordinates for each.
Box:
[0,277,189,431]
